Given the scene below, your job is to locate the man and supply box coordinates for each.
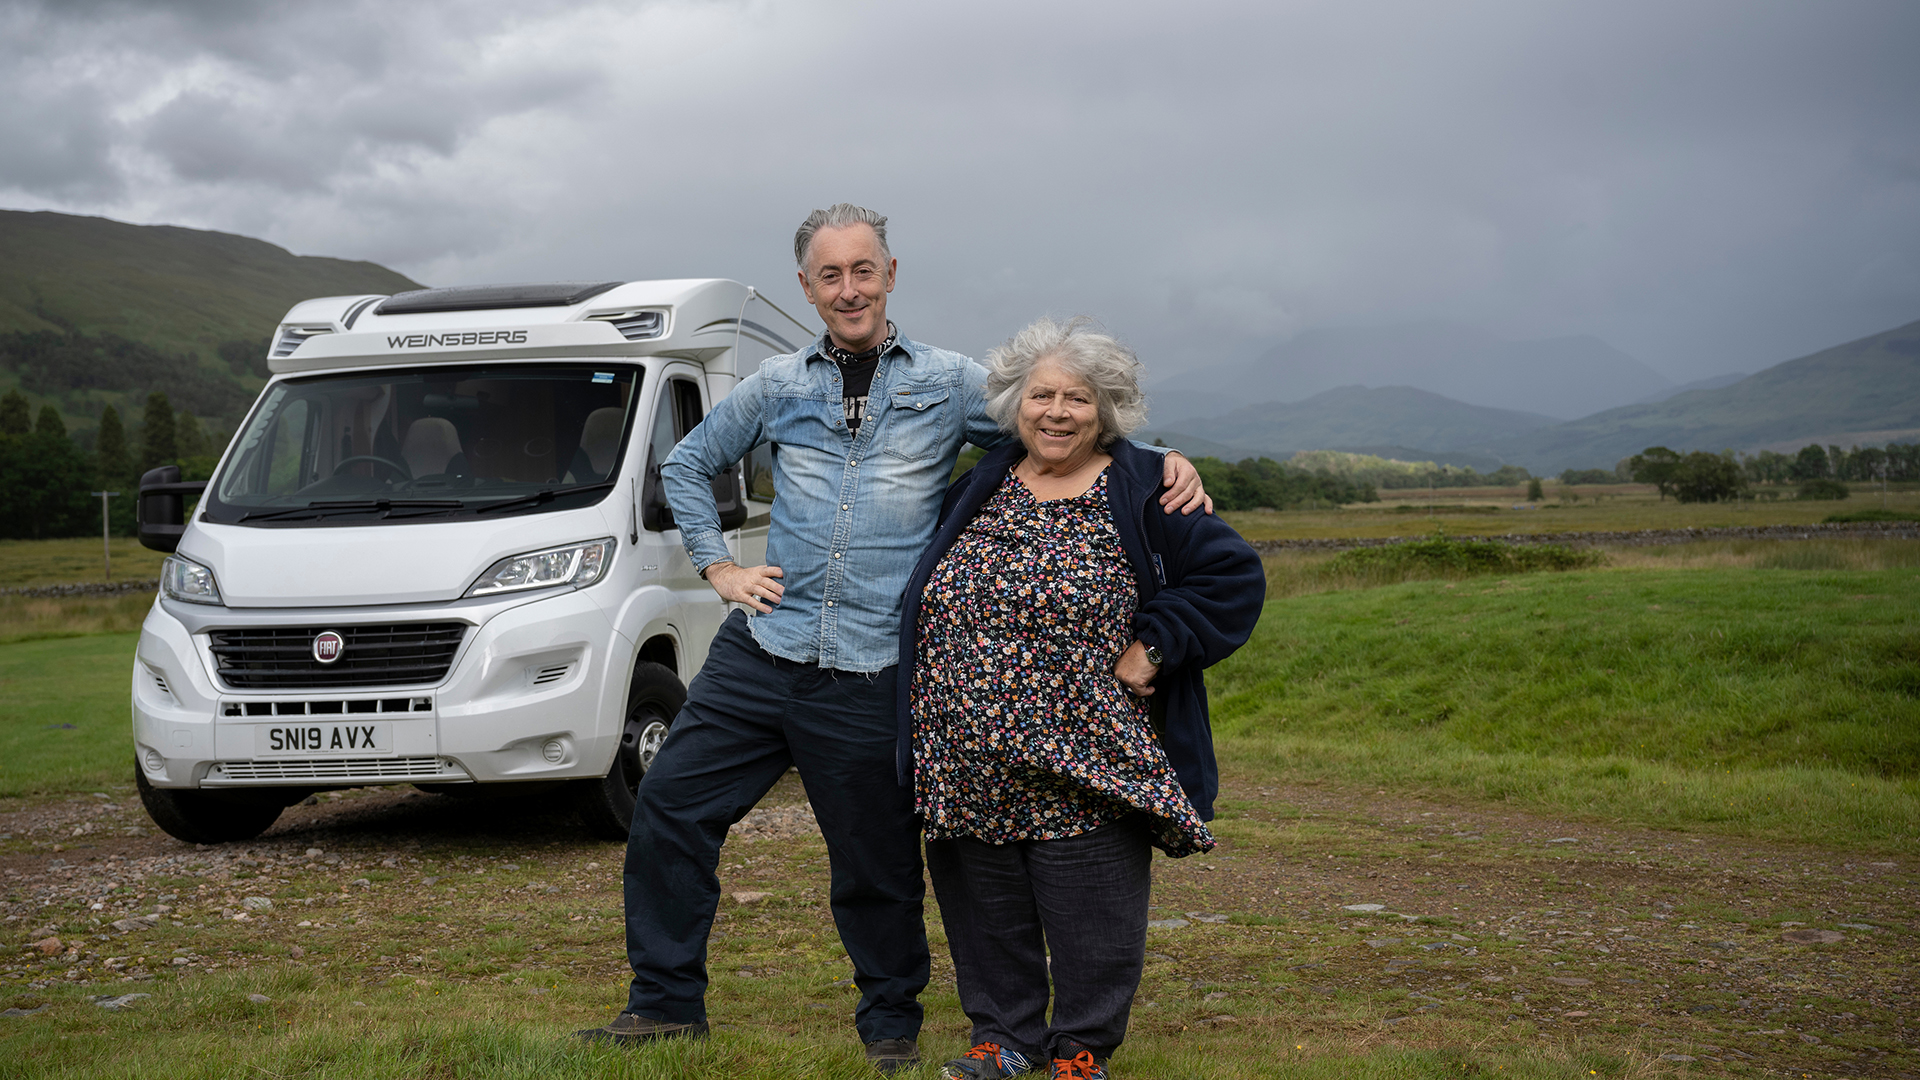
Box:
[575,203,1210,1073]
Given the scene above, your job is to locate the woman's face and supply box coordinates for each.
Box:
[1016,355,1104,470]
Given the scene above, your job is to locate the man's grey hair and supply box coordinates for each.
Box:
[984,316,1148,449]
[794,203,892,273]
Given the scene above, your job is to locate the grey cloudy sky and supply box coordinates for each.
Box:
[3,0,1917,385]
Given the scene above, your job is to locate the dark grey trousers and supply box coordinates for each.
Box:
[623,611,929,1043]
[925,817,1153,1063]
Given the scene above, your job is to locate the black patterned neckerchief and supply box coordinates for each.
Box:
[819,322,901,366]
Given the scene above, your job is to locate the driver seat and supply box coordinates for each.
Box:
[564,407,624,483]
[401,417,465,478]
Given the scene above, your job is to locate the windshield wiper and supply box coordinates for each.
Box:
[472,482,618,516]
[237,499,466,523]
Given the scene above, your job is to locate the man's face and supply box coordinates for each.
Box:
[798,224,896,353]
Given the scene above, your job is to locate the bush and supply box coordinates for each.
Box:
[1325,535,1600,580]
[1796,478,1851,501]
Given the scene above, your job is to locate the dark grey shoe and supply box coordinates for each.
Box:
[866,1037,920,1074]
[574,1010,710,1045]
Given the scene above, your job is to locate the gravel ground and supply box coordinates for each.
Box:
[1,779,1911,1077]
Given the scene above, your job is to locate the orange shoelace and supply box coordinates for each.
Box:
[964,1042,1006,1061]
[1051,1049,1102,1079]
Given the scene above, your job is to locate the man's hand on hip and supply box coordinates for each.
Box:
[1159,451,1214,515]
[703,561,785,614]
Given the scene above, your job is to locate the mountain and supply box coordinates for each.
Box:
[1145,384,1559,463]
[1479,319,1920,473]
[1146,320,1674,423]
[1630,371,1748,406]
[0,209,422,431]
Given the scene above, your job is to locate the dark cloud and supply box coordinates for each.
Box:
[2,0,1916,389]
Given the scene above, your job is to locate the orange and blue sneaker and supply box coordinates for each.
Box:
[1049,1041,1107,1080]
[939,1041,1035,1079]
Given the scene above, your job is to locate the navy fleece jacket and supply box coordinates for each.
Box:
[895,439,1266,822]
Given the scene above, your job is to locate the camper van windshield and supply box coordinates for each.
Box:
[203,363,640,526]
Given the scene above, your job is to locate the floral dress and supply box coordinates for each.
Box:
[911,468,1214,857]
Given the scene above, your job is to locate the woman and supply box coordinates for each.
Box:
[896,317,1265,1080]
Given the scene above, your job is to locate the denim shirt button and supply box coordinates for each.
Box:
[849,460,859,467]
[832,552,841,558]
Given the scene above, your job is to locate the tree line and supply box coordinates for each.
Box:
[1189,456,1380,511]
[1612,441,1920,504]
[0,389,219,539]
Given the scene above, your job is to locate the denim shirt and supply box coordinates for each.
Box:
[661,334,1015,672]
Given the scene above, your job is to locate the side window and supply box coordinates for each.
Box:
[642,376,708,532]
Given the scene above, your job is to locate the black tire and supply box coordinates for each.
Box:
[135,765,285,844]
[572,660,684,841]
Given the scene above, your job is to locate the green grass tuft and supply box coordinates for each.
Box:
[1325,536,1601,581]
[1211,565,1920,851]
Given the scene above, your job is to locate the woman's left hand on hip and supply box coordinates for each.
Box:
[1115,640,1159,696]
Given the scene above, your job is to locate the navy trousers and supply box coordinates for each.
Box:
[622,610,929,1042]
[926,817,1154,1063]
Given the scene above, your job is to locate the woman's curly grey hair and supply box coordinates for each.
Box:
[984,316,1148,449]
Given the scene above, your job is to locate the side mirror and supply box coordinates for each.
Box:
[137,466,208,553]
[714,462,748,531]
[641,463,675,532]
[641,460,747,533]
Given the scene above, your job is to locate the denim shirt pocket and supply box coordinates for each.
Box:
[879,386,951,462]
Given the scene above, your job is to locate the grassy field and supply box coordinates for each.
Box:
[1212,560,1919,853]
[1221,483,1920,541]
[3,541,1916,1077]
[0,537,167,588]
[0,633,135,796]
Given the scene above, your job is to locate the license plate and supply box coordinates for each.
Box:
[256,722,390,756]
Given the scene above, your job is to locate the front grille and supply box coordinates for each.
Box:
[221,697,431,717]
[209,623,468,689]
[207,757,465,783]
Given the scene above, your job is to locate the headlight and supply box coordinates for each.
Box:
[161,555,222,605]
[465,538,614,597]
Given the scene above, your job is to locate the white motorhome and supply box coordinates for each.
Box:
[130,279,803,843]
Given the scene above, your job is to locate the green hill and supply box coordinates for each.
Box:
[0,209,422,436]
[1482,319,1920,472]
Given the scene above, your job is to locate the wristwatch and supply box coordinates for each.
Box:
[1144,645,1164,666]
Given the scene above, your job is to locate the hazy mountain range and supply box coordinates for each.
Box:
[1149,321,1680,424]
[3,209,1914,474]
[1146,319,1919,474]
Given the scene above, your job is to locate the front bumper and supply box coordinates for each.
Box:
[132,588,628,789]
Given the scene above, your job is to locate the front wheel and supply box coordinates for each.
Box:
[572,661,684,841]
[135,766,285,844]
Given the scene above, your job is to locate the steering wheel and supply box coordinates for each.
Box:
[331,455,411,480]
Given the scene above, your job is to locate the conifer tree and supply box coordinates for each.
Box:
[0,389,29,436]
[140,391,176,476]
[175,411,208,459]
[34,404,66,439]
[97,404,128,483]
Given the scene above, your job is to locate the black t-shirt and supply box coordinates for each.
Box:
[835,356,879,433]
[821,323,900,435]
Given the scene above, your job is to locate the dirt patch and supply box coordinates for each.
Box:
[2,775,1912,1077]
